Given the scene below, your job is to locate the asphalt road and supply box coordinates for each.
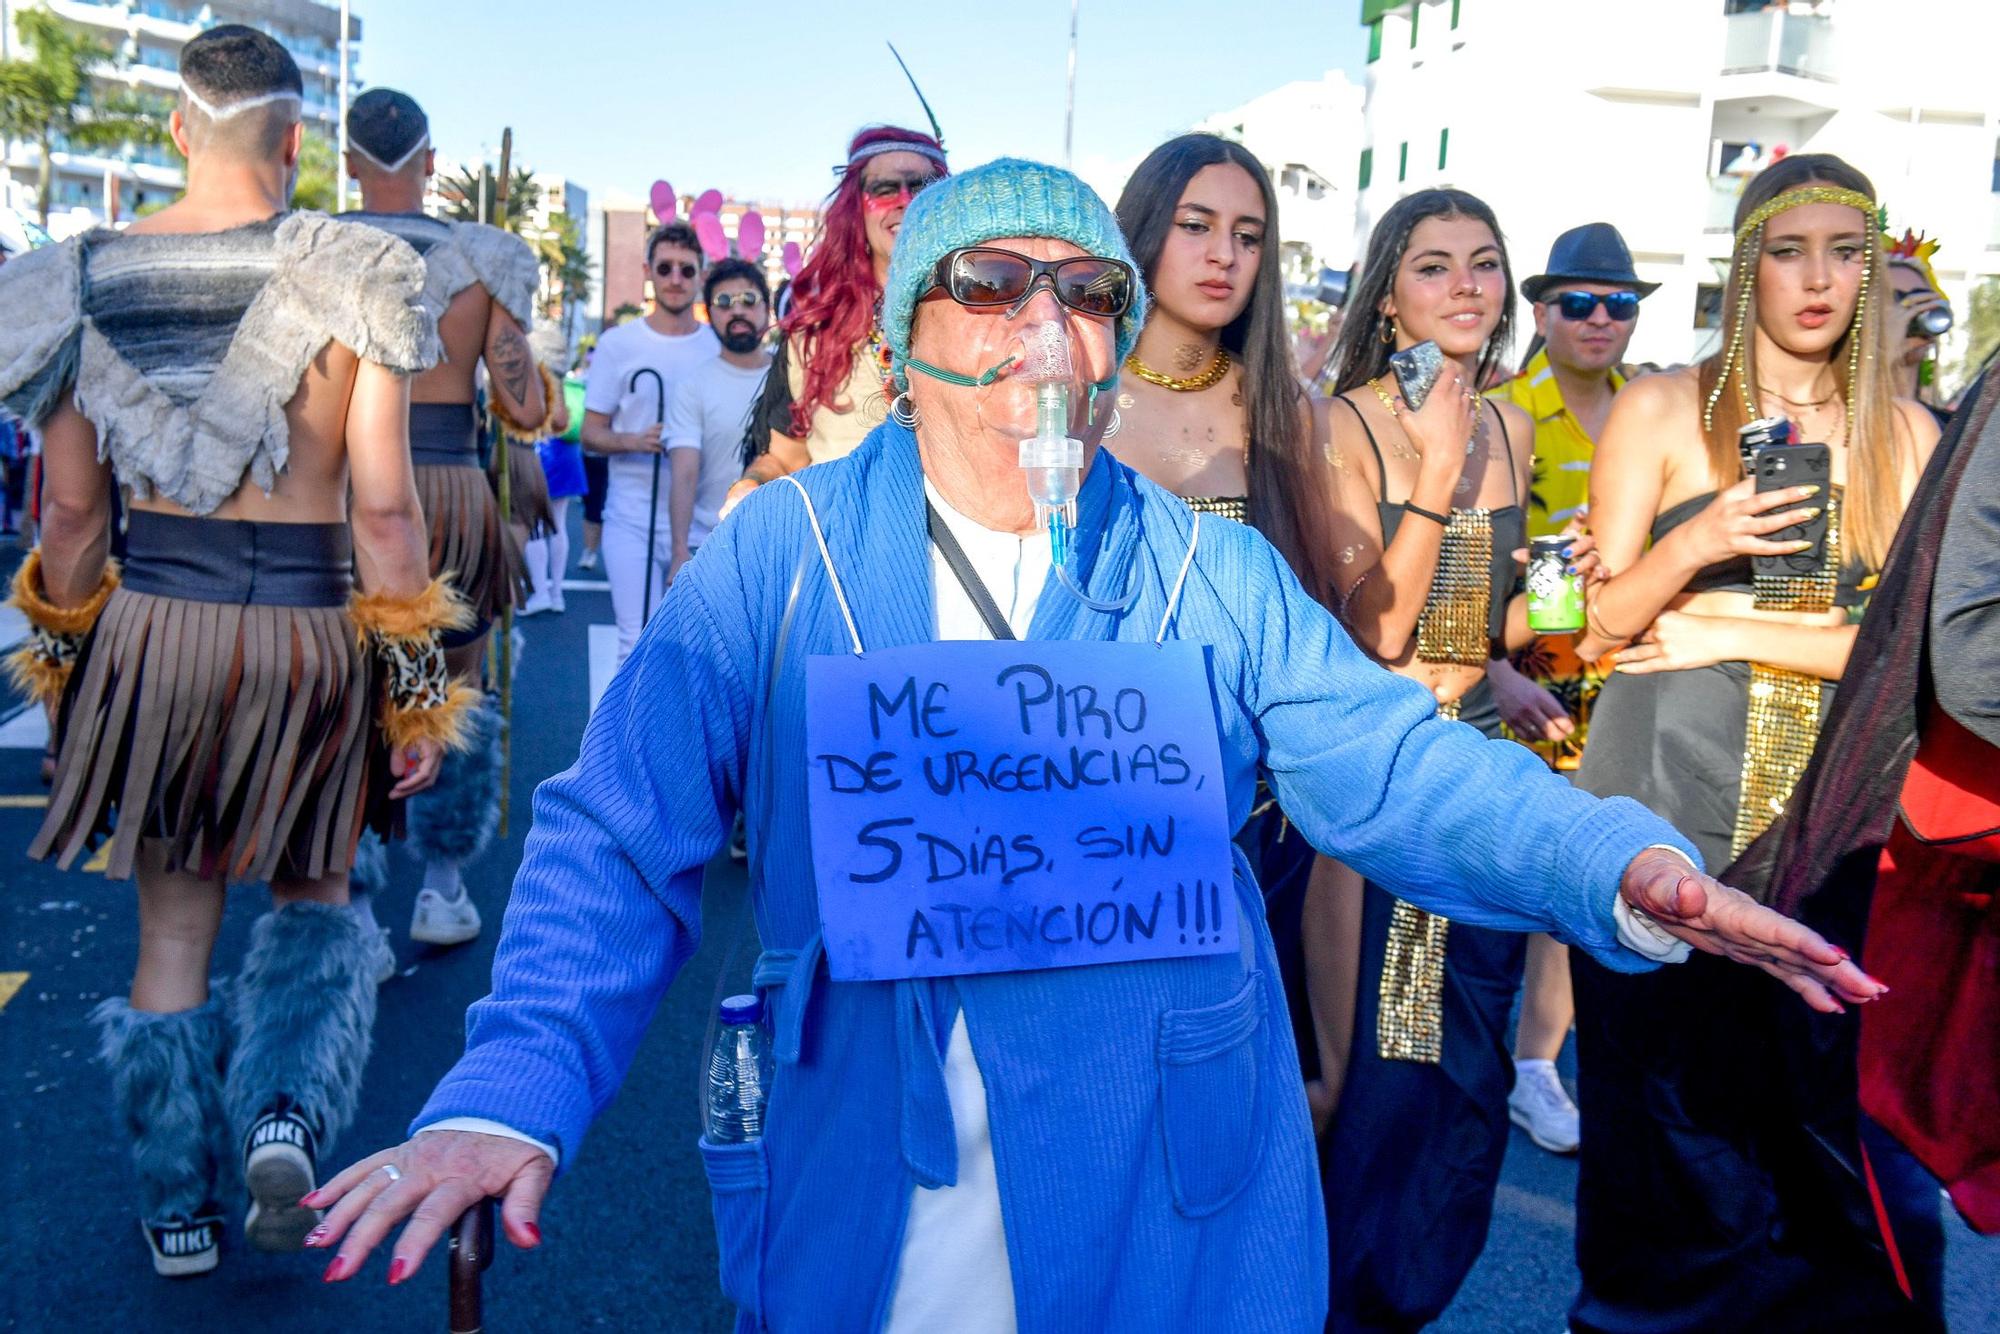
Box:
[1,531,1993,1333]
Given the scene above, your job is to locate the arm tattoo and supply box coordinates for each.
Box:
[488,325,535,411]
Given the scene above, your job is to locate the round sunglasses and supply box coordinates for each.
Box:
[928,246,1135,320]
[709,291,764,311]
[1549,290,1639,322]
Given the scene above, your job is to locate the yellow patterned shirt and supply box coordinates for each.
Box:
[1488,351,1623,770]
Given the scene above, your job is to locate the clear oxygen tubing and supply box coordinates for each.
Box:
[902,321,1137,615]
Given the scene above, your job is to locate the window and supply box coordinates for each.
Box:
[1438,128,1450,170]
[1398,142,1409,182]
[1358,148,1374,190]
[1410,0,1421,47]
[1368,18,1383,61]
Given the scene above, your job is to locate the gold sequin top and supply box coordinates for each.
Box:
[1183,495,1249,523]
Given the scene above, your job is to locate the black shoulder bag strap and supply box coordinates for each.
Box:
[925,500,1016,641]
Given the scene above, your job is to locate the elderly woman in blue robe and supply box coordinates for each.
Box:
[306,161,1882,1332]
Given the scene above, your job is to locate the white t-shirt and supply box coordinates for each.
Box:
[664,354,768,549]
[582,319,719,527]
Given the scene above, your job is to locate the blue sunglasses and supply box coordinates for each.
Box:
[1550,291,1640,322]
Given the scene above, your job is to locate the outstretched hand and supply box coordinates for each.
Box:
[1618,848,1886,1013]
[304,1130,554,1286]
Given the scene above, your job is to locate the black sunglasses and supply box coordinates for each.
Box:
[709,291,763,310]
[1550,290,1639,322]
[654,260,699,280]
[862,173,939,201]
[928,246,1136,319]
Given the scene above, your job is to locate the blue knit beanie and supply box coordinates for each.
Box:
[882,158,1147,389]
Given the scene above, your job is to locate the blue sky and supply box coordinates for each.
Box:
[361,0,1367,209]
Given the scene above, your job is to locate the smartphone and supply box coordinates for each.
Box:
[1387,340,1445,411]
[1751,442,1831,579]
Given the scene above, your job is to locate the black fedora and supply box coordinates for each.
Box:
[1520,223,1658,303]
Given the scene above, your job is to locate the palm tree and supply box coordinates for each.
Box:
[438,162,541,230]
[529,210,590,321]
[0,10,169,224]
[290,130,340,212]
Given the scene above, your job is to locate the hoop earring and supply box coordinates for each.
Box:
[890,392,920,430]
[1379,317,1396,346]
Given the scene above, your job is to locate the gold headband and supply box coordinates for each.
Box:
[1733,185,1875,246]
[1705,183,1879,435]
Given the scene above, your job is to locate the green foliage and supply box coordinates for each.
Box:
[291,130,338,213]
[530,210,591,318]
[1949,277,2000,397]
[0,10,170,223]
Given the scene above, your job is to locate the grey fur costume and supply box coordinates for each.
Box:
[91,993,233,1221]
[342,212,540,330]
[0,212,439,514]
[406,693,505,865]
[225,902,377,1150]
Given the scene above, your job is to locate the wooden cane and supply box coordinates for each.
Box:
[448,1198,497,1333]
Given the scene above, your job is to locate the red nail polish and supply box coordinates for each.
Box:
[1832,947,1850,962]
[299,1192,318,1208]
[387,1257,410,1285]
[523,1221,542,1246]
[304,1226,326,1247]
[322,1257,347,1283]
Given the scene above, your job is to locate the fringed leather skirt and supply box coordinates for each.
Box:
[409,402,508,636]
[32,511,387,883]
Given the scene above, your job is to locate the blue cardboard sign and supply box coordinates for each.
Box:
[805,640,1236,981]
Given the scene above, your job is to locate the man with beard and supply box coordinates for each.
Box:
[665,259,771,584]
[581,222,716,664]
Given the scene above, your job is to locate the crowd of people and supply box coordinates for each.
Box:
[2,22,1994,1334]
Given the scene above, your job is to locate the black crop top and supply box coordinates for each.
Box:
[1651,490,1871,607]
[1340,396,1525,641]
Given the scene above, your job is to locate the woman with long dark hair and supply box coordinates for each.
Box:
[1113,134,1361,1143]
[1315,188,1558,1330]
[1568,154,1941,1333]
[727,125,946,506]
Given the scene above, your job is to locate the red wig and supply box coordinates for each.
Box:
[781,124,946,438]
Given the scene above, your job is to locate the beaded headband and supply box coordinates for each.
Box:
[1704,183,1879,436]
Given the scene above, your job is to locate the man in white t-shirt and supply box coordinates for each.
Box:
[665,258,772,584]
[580,221,719,663]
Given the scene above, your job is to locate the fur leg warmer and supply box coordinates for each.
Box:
[225,903,377,1150]
[348,828,389,900]
[405,695,504,865]
[92,993,232,1220]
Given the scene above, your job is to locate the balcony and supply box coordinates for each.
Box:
[1722,9,1836,81]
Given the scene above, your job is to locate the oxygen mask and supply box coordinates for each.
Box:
[1011,320,1085,565]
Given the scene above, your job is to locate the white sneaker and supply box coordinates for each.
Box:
[411,887,481,946]
[577,547,600,572]
[366,926,396,986]
[518,591,555,617]
[1508,1059,1581,1154]
[550,588,566,613]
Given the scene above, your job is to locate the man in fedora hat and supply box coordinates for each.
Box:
[1488,221,1657,1157]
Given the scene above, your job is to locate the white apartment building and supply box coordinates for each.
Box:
[0,0,358,234]
[1199,69,1367,281]
[1354,0,2000,368]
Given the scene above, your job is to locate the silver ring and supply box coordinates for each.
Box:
[378,1164,403,1184]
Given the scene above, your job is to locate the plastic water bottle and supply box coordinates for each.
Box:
[704,994,772,1144]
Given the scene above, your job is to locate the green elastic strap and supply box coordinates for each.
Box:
[900,355,1120,395]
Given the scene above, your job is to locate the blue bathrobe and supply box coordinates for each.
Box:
[415,422,1693,1332]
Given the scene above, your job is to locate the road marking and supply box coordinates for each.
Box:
[589,623,618,714]
[0,972,25,1012]
[0,794,49,808]
[84,843,110,873]
[561,579,611,592]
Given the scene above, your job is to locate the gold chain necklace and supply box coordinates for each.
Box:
[1758,382,1837,410]
[1125,348,1231,392]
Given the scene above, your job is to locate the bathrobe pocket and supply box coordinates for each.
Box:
[699,1134,770,1326]
[1157,971,1269,1217]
